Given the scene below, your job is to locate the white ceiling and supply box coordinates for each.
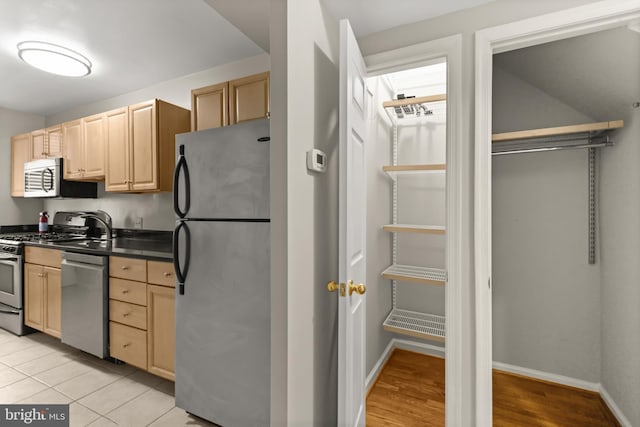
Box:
[322,0,496,37]
[494,26,640,121]
[0,0,263,116]
[1,0,500,118]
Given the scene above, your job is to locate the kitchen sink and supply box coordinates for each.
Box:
[72,240,109,249]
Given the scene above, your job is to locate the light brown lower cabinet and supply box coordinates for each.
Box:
[24,247,62,338]
[147,285,175,380]
[108,257,175,380]
[110,321,148,371]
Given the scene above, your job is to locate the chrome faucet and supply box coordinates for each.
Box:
[79,210,113,239]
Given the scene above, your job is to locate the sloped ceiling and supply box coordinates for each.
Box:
[494,26,640,122]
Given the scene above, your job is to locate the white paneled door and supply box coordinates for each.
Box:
[337,19,368,427]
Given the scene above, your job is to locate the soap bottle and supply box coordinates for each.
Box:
[39,211,49,234]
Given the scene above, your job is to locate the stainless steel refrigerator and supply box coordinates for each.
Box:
[173,119,270,426]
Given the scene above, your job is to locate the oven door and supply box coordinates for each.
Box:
[0,254,23,309]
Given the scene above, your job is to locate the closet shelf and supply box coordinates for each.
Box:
[383,94,447,109]
[383,224,445,234]
[383,308,445,342]
[382,264,446,286]
[492,120,624,143]
[383,164,446,180]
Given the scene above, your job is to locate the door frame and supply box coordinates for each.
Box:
[474,1,640,425]
[366,33,464,426]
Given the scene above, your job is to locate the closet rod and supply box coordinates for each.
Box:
[492,139,611,156]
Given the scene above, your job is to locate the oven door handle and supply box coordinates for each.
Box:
[0,257,19,263]
[0,308,19,315]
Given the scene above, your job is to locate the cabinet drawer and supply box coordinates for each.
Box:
[109,278,147,306]
[147,261,175,287]
[110,322,147,370]
[25,247,61,268]
[110,300,147,330]
[110,256,147,282]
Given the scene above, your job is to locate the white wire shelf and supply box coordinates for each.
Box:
[382,224,445,235]
[383,164,446,180]
[383,308,445,342]
[382,264,446,286]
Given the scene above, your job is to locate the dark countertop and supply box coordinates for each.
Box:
[24,231,173,262]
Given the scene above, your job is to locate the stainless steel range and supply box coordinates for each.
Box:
[0,211,112,336]
[0,241,25,335]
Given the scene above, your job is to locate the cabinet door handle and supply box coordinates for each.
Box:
[121,266,129,270]
[163,272,171,277]
[122,289,129,294]
[123,342,131,348]
[37,273,44,277]
[123,312,130,317]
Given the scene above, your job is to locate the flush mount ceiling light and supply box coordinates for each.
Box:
[17,41,92,77]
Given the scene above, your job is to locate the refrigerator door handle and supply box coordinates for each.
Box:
[173,220,191,295]
[173,145,191,219]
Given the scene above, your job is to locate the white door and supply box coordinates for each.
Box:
[337,18,367,427]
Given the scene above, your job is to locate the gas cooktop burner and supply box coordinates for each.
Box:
[0,232,83,244]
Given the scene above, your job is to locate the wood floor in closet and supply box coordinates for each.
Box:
[366,349,620,427]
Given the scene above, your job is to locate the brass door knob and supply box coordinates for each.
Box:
[348,280,366,296]
[327,280,346,297]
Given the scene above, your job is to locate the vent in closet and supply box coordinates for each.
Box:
[376,62,448,342]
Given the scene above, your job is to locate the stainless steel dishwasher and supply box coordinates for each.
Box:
[61,252,108,358]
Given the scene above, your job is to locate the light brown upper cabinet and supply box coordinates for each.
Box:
[229,72,270,125]
[191,71,270,131]
[105,107,130,192]
[10,133,31,197]
[31,129,46,160]
[46,125,63,158]
[63,114,106,181]
[105,99,190,193]
[31,125,63,160]
[82,113,106,180]
[191,81,228,131]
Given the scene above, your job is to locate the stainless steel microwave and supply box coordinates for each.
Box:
[23,158,97,198]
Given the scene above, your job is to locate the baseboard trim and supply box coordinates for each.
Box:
[599,385,632,427]
[392,338,445,359]
[492,361,599,392]
[365,338,445,393]
[365,339,395,393]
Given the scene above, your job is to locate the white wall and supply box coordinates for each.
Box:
[492,66,601,382]
[46,53,270,125]
[284,0,340,424]
[41,53,270,231]
[0,108,45,225]
[395,101,447,317]
[600,109,640,426]
[44,185,173,230]
[365,76,394,374]
[269,0,288,424]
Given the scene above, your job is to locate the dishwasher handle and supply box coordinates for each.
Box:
[62,260,105,270]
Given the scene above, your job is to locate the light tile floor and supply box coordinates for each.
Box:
[0,329,215,426]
